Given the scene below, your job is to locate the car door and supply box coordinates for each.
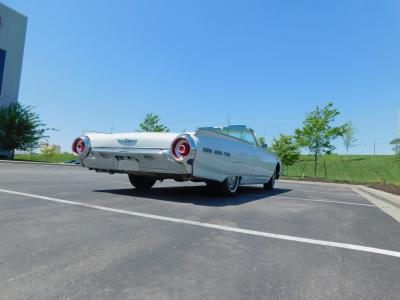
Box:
[229,137,255,177]
[223,128,258,184]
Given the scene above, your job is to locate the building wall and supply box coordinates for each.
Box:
[0,4,27,158]
[0,3,27,108]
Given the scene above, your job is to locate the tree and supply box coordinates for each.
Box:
[342,121,357,156]
[41,144,57,161]
[139,113,169,132]
[295,103,344,176]
[270,134,300,171]
[390,138,400,155]
[0,103,49,159]
[257,136,266,146]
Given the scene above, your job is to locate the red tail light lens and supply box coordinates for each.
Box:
[172,138,191,160]
[72,138,84,155]
[72,136,90,156]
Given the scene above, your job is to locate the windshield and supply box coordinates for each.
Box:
[204,125,258,145]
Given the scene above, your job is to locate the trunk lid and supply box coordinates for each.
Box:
[86,132,181,150]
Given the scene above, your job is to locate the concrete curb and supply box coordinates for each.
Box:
[354,185,400,208]
[352,185,400,223]
[0,160,78,167]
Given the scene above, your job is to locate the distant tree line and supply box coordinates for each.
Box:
[1,103,398,166]
[267,103,344,176]
[269,103,399,176]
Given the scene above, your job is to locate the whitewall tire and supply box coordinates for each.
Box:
[209,176,240,196]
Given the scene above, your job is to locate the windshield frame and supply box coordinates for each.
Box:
[199,126,260,147]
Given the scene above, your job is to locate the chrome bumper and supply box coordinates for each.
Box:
[81,148,193,175]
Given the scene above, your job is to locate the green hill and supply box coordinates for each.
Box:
[283,155,400,186]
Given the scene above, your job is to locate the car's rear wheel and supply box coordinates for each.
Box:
[263,170,276,190]
[208,176,240,196]
[128,175,156,191]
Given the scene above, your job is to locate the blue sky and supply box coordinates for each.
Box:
[5,0,400,154]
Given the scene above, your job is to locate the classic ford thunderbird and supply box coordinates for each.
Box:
[72,125,281,195]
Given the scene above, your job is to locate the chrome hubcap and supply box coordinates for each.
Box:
[226,176,239,192]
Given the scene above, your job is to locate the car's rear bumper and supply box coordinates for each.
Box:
[81,148,193,176]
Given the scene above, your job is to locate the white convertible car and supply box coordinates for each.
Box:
[72,125,281,196]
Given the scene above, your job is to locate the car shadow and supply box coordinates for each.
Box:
[93,185,292,207]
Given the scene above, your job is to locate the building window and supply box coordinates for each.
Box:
[0,49,6,96]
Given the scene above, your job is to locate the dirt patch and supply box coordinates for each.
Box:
[366,183,400,196]
[286,176,353,184]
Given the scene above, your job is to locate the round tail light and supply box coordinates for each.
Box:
[172,138,191,161]
[72,136,90,157]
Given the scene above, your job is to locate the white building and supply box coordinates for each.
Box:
[0,4,27,157]
[0,3,27,107]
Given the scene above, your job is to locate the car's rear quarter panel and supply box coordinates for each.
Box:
[192,130,256,182]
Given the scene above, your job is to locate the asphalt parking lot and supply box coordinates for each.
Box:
[1,163,400,300]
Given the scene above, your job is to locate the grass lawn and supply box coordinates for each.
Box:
[13,153,77,163]
[283,155,400,186]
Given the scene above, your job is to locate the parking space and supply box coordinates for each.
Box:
[1,163,400,299]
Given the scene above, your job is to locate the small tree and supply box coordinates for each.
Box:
[0,103,49,159]
[139,113,169,132]
[295,103,344,176]
[257,136,266,146]
[41,144,57,161]
[342,121,357,157]
[390,138,400,155]
[270,134,300,173]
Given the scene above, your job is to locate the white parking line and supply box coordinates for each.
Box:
[279,187,357,195]
[0,188,398,258]
[271,196,376,207]
[277,182,354,192]
[285,189,361,197]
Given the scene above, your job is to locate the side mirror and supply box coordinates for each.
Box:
[262,144,268,149]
